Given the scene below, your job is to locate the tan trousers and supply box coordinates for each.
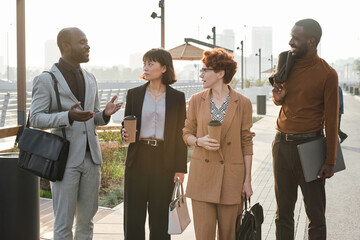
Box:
[191,199,243,240]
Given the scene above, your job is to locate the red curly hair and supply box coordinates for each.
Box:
[201,48,237,84]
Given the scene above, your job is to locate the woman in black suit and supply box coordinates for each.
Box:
[121,48,187,240]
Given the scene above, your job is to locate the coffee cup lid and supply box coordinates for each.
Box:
[124,115,137,120]
[208,120,221,126]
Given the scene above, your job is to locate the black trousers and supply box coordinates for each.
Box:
[272,133,326,240]
[124,143,174,240]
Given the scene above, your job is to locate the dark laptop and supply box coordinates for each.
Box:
[297,138,345,182]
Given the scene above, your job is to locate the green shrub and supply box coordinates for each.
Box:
[99,185,124,208]
[253,116,263,123]
[97,129,126,207]
[40,189,52,199]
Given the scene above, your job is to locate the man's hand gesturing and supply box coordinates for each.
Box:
[104,96,123,117]
[69,102,95,122]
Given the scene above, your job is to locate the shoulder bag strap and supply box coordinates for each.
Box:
[43,71,67,140]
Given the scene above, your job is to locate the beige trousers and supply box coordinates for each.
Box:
[191,199,243,240]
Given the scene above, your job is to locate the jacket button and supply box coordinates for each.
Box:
[220,160,224,164]
[205,159,209,163]
[227,142,231,145]
[83,131,86,134]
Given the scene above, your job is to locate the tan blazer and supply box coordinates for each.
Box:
[183,87,254,205]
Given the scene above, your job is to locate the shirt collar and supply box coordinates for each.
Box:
[58,58,81,72]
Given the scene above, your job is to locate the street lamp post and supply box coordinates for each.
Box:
[236,41,244,89]
[151,0,165,48]
[255,48,261,84]
[206,26,216,47]
[160,0,164,48]
[268,54,273,73]
[7,31,10,81]
[243,25,247,81]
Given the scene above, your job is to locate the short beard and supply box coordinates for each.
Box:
[71,51,89,64]
[294,45,308,59]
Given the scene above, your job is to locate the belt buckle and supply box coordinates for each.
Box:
[149,139,158,147]
[285,134,294,142]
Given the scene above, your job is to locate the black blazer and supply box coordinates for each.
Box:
[124,82,187,173]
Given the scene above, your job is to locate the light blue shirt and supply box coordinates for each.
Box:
[139,91,166,140]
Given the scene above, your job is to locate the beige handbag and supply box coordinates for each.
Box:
[168,179,191,234]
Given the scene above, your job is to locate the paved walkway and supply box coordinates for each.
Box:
[325,94,360,239]
[39,93,360,239]
[92,98,309,240]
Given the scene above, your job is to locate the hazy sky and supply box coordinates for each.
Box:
[1,0,359,68]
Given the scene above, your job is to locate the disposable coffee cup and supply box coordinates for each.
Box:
[208,120,222,143]
[124,115,137,143]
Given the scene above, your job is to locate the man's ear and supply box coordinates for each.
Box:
[308,37,317,48]
[62,42,71,53]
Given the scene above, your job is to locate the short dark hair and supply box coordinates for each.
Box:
[295,19,322,46]
[201,48,237,84]
[57,27,79,54]
[140,48,177,85]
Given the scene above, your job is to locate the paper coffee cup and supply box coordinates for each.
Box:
[208,120,221,143]
[124,115,137,143]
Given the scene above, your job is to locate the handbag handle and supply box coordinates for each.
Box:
[244,197,251,210]
[171,179,185,201]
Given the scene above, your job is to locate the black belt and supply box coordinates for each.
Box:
[276,130,323,141]
[140,139,164,147]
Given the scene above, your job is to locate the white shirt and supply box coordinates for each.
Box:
[139,91,166,140]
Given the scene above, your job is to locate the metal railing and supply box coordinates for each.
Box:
[0,91,32,127]
[0,84,203,138]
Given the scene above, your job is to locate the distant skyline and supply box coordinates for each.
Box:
[1,0,359,70]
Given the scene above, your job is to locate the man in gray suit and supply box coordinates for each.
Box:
[30,27,122,240]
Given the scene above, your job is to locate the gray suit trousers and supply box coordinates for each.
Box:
[51,152,101,240]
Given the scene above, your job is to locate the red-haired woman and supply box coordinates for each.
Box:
[183,48,255,239]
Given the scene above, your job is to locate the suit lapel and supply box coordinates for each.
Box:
[201,89,212,136]
[81,68,92,111]
[164,85,174,142]
[50,65,79,107]
[220,88,238,143]
[134,83,148,134]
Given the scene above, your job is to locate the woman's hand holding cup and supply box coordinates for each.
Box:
[197,135,220,151]
[121,128,129,143]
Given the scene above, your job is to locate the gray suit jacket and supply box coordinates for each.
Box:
[30,64,108,167]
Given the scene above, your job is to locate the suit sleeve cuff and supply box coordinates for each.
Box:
[102,111,111,123]
[68,111,74,126]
